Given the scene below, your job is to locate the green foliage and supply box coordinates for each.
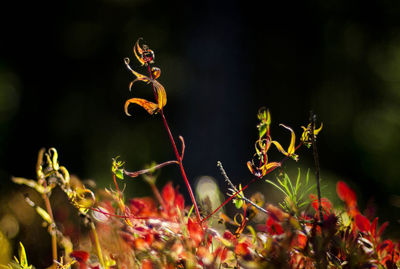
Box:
[266,169,315,215]
[6,243,32,269]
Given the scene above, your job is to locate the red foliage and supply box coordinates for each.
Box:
[355,213,371,232]
[187,218,203,247]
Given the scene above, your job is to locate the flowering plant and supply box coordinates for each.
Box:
[2,39,398,269]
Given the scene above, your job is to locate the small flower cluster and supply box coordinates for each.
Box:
[247,108,322,178]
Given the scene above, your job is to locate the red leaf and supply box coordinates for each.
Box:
[129,197,157,217]
[292,232,307,249]
[378,221,389,238]
[214,247,228,262]
[266,204,289,222]
[371,217,378,238]
[355,214,371,232]
[266,216,284,235]
[337,181,357,208]
[187,218,203,247]
[162,182,175,206]
[174,193,185,211]
[70,250,89,263]
[142,259,154,269]
[234,242,250,257]
[309,194,332,218]
[223,230,238,245]
[378,239,394,253]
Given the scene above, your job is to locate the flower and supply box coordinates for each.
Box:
[124,39,167,116]
[300,122,323,148]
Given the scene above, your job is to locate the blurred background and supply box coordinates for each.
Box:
[1,0,400,266]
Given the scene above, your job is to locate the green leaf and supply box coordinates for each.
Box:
[18,242,30,268]
[265,179,287,196]
[35,206,52,224]
[234,198,244,209]
[115,169,124,180]
[258,124,267,139]
[247,225,257,244]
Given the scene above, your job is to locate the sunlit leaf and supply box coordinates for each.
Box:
[355,214,371,233]
[125,98,159,116]
[336,181,357,209]
[187,218,203,247]
[35,206,52,224]
[247,225,257,244]
[153,79,167,110]
[115,169,124,180]
[151,67,161,79]
[70,250,89,263]
[258,124,267,138]
[133,38,146,66]
[14,242,31,269]
[161,182,175,206]
[12,177,52,194]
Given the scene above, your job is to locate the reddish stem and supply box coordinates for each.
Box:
[145,63,201,222]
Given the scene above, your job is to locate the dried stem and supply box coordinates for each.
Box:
[124,160,179,178]
[41,191,58,267]
[217,161,268,215]
[310,112,324,224]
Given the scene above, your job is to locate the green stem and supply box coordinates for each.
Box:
[91,222,105,268]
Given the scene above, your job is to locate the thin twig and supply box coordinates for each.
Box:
[310,112,324,224]
[217,161,268,215]
[123,160,179,178]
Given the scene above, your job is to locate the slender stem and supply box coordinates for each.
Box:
[90,222,105,268]
[159,111,201,221]
[201,178,256,223]
[217,161,268,215]
[150,182,167,210]
[145,63,201,222]
[41,186,58,265]
[310,112,324,224]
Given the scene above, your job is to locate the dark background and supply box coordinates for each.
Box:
[1,0,400,264]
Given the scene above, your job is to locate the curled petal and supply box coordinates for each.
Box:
[151,67,161,79]
[152,79,167,110]
[134,38,146,66]
[124,59,151,86]
[125,98,159,116]
[262,162,281,176]
[247,161,255,175]
[279,124,296,155]
[271,140,288,156]
[133,38,155,66]
[314,122,323,134]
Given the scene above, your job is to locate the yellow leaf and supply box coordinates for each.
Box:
[272,124,299,161]
[12,177,52,194]
[153,80,167,109]
[133,38,146,66]
[36,206,52,224]
[125,98,159,116]
[151,67,161,79]
[271,140,288,155]
[262,162,281,176]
